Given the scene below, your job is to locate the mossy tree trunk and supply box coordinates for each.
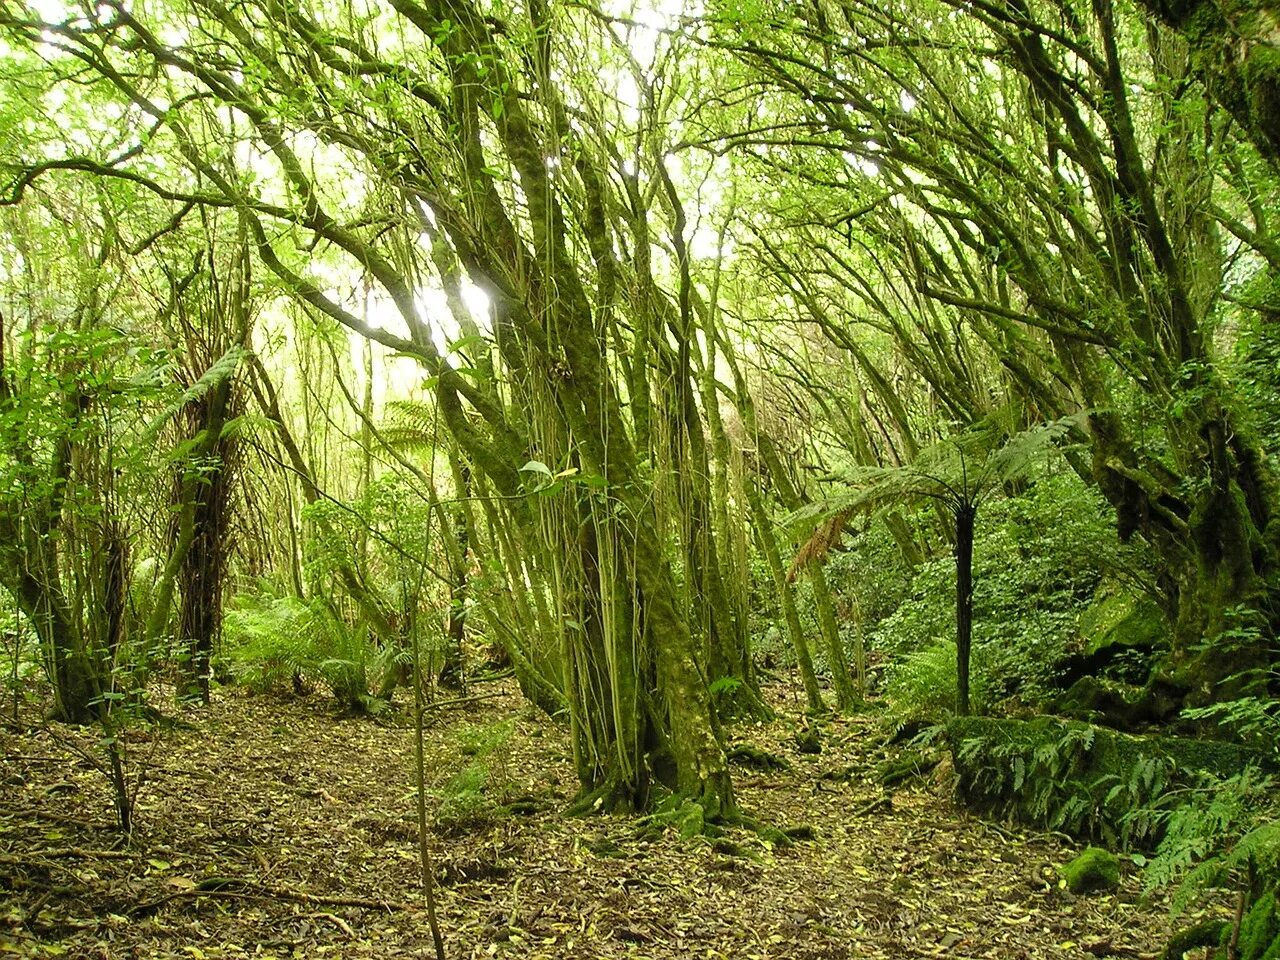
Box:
[7,0,746,815]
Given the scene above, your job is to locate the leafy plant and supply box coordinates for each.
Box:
[1142,658,1280,958]
[222,591,390,713]
[871,471,1135,709]
[948,716,1262,850]
[435,720,517,833]
[886,640,993,721]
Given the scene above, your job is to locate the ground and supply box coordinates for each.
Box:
[0,680,1227,959]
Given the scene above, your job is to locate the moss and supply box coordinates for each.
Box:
[1080,591,1167,656]
[1160,919,1229,960]
[1239,890,1280,960]
[1059,676,1150,728]
[1242,44,1280,146]
[1060,847,1121,894]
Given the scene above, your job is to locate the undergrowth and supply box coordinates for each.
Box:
[222,592,394,714]
[1142,659,1280,960]
[435,720,517,833]
[948,715,1265,850]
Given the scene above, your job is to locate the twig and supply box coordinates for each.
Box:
[0,847,134,864]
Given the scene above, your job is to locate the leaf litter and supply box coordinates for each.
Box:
[0,682,1198,959]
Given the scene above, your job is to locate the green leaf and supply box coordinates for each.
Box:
[519,460,553,477]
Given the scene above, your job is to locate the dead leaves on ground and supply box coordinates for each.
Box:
[1,685,1183,959]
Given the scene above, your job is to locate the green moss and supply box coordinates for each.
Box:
[1160,919,1229,960]
[1242,44,1280,154]
[1060,847,1121,894]
[1239,890,1280,960]
[1080,591,1166,656]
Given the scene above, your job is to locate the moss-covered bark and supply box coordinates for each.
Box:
[1141,0,1280,166]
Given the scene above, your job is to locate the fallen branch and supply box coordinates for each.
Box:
[851,795,892,818]
[308,911,356,937]
[132,878,419,916]
[0,847,135,864]
[421,690,506,714]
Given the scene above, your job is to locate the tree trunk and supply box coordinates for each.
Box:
[954,502,977,717]
[439,462,470,690]
[10,567,100,723]
[744,482,825,713]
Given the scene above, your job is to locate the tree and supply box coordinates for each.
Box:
[791,415,1079,715]
[696,0,1280,703]
[0,0,746,816]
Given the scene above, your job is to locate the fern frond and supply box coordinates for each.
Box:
[142,345,246,445]
[787,507,856,580]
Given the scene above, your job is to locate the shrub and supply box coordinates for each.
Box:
[872,472,1144,709]
[222,591,388,713]
[947,715,1268,849]
[885,639,993,720]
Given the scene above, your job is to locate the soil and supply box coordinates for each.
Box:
[0,680,1228,959]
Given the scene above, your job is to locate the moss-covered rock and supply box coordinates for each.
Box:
[947,715,1271,847]
[1060,847,1120,894]
[1080,591,1167,657]
[1057,675,1183,730]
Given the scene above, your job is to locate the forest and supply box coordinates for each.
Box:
[0,0,1277,955]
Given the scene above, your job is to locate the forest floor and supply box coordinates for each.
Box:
[0,679,1223,960]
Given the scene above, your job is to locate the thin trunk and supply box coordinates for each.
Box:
[809,566,859,710]
[955,502,977,717]
[745,482,825,713]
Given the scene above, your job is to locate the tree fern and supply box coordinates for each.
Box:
[141,345,246,447]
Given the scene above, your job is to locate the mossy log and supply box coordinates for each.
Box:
[1161,919,1228,960]
[947,716,1270,847]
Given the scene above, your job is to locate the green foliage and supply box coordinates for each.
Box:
[1183,621,1280,755]
[874,473,1137,708]
[886,640,993,720]
[222,591,389,713]
[1236,891,1279,960]
[948,716,1265,849]
[436,764,493,833]
[1143,684,1280,945]
[435,720,517,833]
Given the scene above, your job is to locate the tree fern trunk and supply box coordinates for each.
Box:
[955,502,977,717]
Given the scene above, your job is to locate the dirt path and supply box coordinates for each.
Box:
[0,683,1194,959]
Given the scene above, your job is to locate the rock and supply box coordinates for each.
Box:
[1059,847,1120,894]
[794,729,822,755]
[1079,590,1166,658]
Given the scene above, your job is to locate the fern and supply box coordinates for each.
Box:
[886,639,993,719]
[141,345,246,446]
[949,716,1259,849]
[1144,767,1280,914]
[786,412,1084,574]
